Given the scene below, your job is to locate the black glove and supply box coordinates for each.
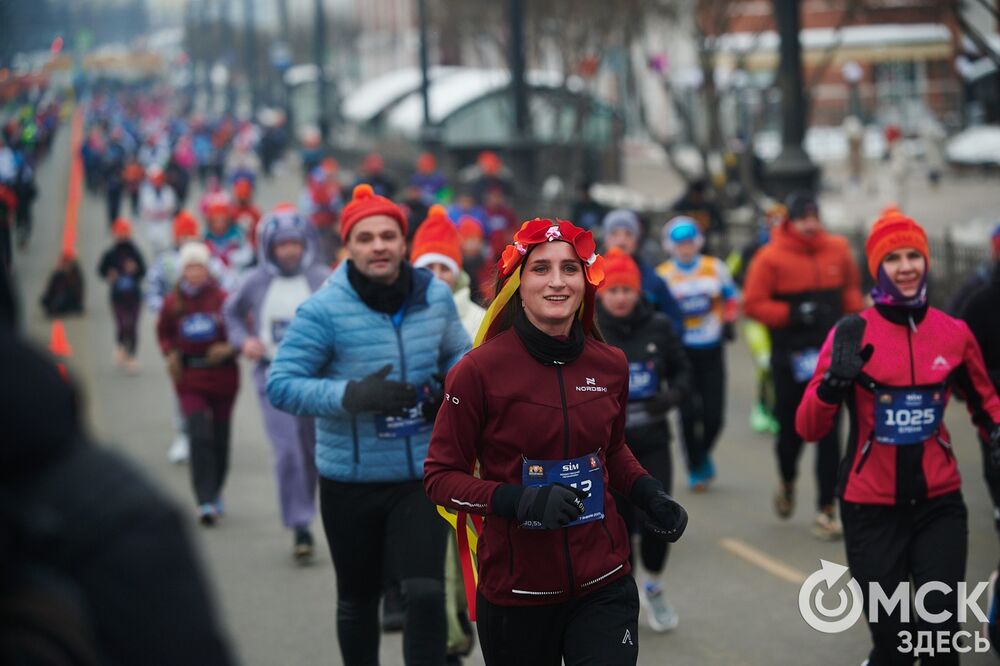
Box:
[723,322,736,342]
[788,301,820,327]
[491,483,588,529]
[988,425,1000,471]
[644,387,684,418]
[817,315,874,403]
[631,476,688,543]
[420,374,446,423]
[342,364,417,416]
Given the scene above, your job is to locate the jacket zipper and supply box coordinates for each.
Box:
[854,432,874,474]
[935,435,954,462]
[393,321,417,479]
[351,415,360,464]
[554,365,576,597]
[906,326,916,384]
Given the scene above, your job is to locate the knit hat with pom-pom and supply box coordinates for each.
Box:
[339,183,407,242]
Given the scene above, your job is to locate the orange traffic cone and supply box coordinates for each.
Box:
[49,320,72,382]
[49,319,73,357]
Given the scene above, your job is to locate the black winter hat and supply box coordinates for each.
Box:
[786,192,819,221]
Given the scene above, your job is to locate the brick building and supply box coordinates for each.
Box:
[704,0,977,129]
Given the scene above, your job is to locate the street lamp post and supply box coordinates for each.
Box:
[765,0,818,199]
[243,0,258,117]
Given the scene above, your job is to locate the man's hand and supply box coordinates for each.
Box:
[342,364,418,416]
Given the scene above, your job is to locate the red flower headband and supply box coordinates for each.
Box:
[498,218,606,287]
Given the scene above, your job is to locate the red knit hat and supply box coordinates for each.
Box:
[598,248,641,294]
[865,212,930,278]
[340,184,407,242]
[111,217,133,239]
[411,205,461,275]
[173,210,199,241]
[457,216,484,241]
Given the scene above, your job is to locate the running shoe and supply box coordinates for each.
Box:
[811,510,843,541]
[773,482,795,519]
[750,402,772,433]
[198,503,218,527]
[643,581,679,632]
[294,528,314,563]
[700,457,716,484]
[688,468,708,493]
[214,498,225,516]
[168,434,190,464]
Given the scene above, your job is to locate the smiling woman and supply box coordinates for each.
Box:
[424,217,689,665]
[795,211,1000,663]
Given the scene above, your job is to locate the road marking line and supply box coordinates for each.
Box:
[719,537,809,585]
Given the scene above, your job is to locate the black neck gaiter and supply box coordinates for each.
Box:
[347,260,412,314]
[513,308,585,366]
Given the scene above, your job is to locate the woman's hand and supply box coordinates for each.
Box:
[818,314,874,403]
[631,476,688,543]
[516,484,589,529]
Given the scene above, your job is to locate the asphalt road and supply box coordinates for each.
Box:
[10,125,1000,665]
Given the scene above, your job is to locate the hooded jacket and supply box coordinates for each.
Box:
[223,216,330,361]
[743,223,864,355]
[796,305,1000,505]
[266,262,470,482]
[424,329,649,606]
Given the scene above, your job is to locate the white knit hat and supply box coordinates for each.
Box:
[178,241,212,270]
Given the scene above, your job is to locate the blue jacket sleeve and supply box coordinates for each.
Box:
[266,295,350,417]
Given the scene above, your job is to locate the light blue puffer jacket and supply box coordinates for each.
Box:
[266,262,471,482]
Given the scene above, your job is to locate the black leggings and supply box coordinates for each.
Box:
[319,478,448,666]
[477,575,639,666]
[841,492,968,665]
[614,425,672,574]
[773,358,841,509]
[678,345,725,472]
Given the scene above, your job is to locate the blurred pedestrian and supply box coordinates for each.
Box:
[139,165,178,257]
[98,218,146,373]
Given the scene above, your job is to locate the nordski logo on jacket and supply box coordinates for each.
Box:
[577,377,607,392]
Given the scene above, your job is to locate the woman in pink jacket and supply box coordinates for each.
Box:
[797,213,1000,665]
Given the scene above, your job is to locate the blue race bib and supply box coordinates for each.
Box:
[679,294,712,317]
[874,388,944,445]
[521,453,605,528]
[791,348,820,383]
[271,319,290,345]
[113,275,137,293]
[375,384,433,439]
[628,361,659,401]
[179,313,218,343]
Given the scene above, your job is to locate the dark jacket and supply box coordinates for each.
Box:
[637,259,684,333]
[98,240,146,305]
[0,329,233,666]
[424,329,649,606]
[960,265,1000,393]
[598,300,691,438]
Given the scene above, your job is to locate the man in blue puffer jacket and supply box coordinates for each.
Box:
[267,184,470,665]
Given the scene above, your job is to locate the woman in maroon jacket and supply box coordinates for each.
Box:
[797,213,1000,665]
[157,242,239,525]
[425,218,687,665]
